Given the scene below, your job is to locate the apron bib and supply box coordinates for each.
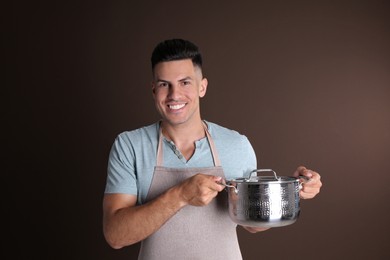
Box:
[138,123,242,260]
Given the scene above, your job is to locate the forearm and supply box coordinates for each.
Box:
[103,186,185,249]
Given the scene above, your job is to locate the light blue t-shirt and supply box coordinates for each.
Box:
[105,121,257,205]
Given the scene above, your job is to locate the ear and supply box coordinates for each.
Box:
[151,81,156,95]
[199,78,208,98]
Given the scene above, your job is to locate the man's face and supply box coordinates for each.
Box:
[152,59,207,127]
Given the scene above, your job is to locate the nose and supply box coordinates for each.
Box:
[168,84,181,100]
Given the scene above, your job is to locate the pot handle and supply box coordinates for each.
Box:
[217,182,239,194]
[298,175,311,190]
[250,169,279,181]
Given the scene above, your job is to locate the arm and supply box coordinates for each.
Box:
[103,174,224,249]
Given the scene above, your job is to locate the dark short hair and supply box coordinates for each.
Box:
[151,39,203,72]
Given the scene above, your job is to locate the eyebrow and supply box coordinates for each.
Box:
[178,77,193,82]
[156,76,193,83]
[155,79,169,83]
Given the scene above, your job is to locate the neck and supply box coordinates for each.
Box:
[160,120,206,160]
[161,120,205,143]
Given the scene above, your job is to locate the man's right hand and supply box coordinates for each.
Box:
[177,174,225,207]
[103,173,224,249]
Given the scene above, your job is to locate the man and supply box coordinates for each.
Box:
[103,39,322,259]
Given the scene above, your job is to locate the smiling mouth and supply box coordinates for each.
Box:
[168,104,186,110]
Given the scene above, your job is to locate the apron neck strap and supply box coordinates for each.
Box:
[156,121,221,167]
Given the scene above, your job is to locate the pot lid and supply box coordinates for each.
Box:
[231,169,299,184]
[233,175,298,184]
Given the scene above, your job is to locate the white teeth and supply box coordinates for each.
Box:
[169,104,185,110]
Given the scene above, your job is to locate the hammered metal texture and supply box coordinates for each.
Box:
[228,182,301,227]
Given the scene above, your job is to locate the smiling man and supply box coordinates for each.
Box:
[102,39,322,260]
[152,58,208,159]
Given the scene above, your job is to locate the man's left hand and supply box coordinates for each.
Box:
[293,166,322,199]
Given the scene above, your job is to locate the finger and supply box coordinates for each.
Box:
[300,184,320,199]
[210,180,225,192]
[300,191,316,199]
[303,173,322,189]
[293,166,307,177]
[300,184,318,193]
[212,176,223,182]
[311,171,321,182]
[299,169,318,182]
[203,175,225,192]
[302,169,314,179]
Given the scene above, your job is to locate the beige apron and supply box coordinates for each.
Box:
[138,123,242,260]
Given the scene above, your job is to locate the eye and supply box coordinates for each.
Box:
[182,81,191,86]
[158,82,169,88]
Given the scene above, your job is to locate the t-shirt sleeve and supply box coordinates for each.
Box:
[104,135,138,195]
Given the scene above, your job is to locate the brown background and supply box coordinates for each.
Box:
[5,0,390,259]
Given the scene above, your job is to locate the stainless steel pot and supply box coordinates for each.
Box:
[223,169,308,228]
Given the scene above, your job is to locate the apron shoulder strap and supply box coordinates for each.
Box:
[203,122,221,167]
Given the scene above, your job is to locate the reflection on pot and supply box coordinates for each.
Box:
[225,169,302,228]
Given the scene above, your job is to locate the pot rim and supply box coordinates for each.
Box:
[227,168,305,184]
[228,176,299,184]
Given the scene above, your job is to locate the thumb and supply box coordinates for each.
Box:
[212,176,222,182]
[293,166,307,177]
